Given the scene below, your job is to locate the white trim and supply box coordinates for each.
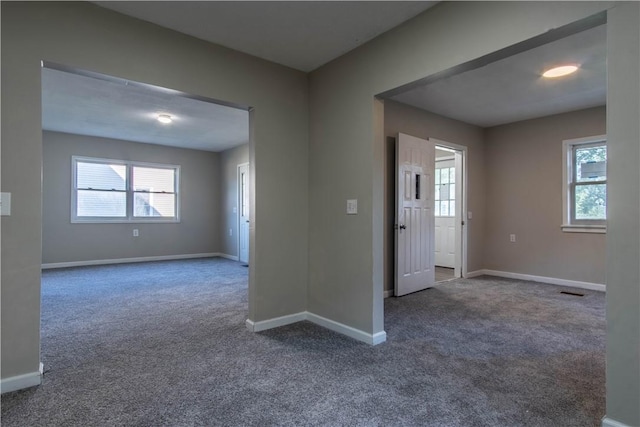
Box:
[383,289,394,298]
[479,269,605,292]
[306,312,386,345]
[42,252,220,269]
[71,156,181,223]
[561,224,606,233]
[602,417,632,427]
[430,138,468,278]
[1,363,43,394]
[371,332,387,345]
[245,312,307,332]
[464,270,485,279]
[562,135,607,230]
[246,311,387,345]
[237,162,250,264]
[217,253,239,261]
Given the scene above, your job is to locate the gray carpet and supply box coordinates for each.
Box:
[1,258,605,426]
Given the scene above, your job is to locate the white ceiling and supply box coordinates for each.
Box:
[93,1,438,72]
[391,24,607,128]
[43,3,607,153]
[42,68,249,152]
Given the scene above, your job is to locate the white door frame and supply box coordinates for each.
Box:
[237,162,250,264]
[432,138,468,278]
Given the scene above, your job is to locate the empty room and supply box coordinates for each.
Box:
[2,2,638,427]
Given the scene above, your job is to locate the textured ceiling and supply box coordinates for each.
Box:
[42,68,249,152]
[391,24,607,128]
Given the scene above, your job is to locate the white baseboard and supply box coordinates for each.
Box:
[217,253,239,261]
[246,311,386,346]
[383,289,394,298]
[306,312,386,345]
[42,253,221,269]
[465,270,485,278]
[479,269,605,292]
[1,363,43,394]
[245,312,307,332]
[602,416,633,427]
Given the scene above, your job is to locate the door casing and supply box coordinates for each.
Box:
[238,162,250,264]
[432,139,468,279]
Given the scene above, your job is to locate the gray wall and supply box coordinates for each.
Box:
[219,143,249,258]
[484,107,607,284]
[42,131,221,264]
[2,2,308,380]
[308,1,611,336]
[308,1,639,422]
[384,103,607,290]
[606,3,640,425]
[383,100,486,293]
[4,2,639,423]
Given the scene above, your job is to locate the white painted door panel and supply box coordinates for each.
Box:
[395,133,435,297]
[435,216,456,268]
[238,163,250,264]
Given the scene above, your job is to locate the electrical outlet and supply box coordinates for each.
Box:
[133,229,139,237]
[510,234,516,243]
[229,228,233,236]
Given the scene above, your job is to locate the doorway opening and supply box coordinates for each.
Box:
[40,61,254,368]
[434,142,465,282]
[390,133,468,297]
[381,14,605,301]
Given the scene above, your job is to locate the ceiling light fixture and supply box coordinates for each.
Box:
[542,65,579,78]
[157,114,172,124]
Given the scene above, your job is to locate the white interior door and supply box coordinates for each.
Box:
[395,133,436,297]
[238,163,250,264]
[435,217,456,268]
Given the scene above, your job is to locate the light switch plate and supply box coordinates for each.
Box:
[1,192,11,216]
[347,199,358,215]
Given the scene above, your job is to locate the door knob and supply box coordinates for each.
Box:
[399,224,406,230]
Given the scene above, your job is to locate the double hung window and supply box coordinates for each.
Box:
[562,135,606,232]
[72,156,179,222]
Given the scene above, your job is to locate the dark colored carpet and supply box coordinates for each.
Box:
[1,258,605,426]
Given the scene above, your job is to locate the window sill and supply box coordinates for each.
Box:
[72,219,180,224]
[561,224,606,234]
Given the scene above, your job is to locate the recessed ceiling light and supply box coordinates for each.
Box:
[542,65,579,78]
[157,114,172,124]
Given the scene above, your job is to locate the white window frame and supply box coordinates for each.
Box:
[72,156,180,223]
[561,135,606,233]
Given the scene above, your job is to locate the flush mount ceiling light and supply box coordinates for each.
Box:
[157,114,172,124]
[542,65,579,78]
